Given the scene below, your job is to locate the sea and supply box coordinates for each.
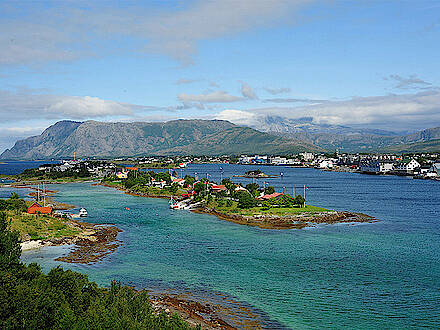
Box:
[2,162,439,328]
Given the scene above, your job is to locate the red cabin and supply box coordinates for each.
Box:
[28,202,52,215]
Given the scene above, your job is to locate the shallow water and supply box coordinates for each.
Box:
[16,163,440,328]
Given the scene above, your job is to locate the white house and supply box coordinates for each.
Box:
[394,159,420,174]
[360,161,394,174]
[319,160,333,169]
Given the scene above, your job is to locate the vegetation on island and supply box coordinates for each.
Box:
[1,193,81,241]
[103,168,327,218]
[0,212,193,329]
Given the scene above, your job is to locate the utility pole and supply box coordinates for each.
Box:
[304,185,306,206]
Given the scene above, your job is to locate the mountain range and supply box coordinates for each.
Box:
[0,120,321,160]
[244,116,440,153]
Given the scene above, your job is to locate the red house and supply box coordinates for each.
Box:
[258,192,284,201]
[211,184,227,192]
[28,202,52,215]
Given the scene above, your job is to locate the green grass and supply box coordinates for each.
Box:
[6,210,81,241]
[213,200,330,216]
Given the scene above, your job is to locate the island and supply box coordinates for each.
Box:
[234,169,278,178]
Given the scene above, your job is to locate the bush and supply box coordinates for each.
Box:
[237,191,257,209]
[264,186,275,195]
[295,195,305,207]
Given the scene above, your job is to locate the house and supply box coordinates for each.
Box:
[258,192,283,200]
[234,186,247,192]
[360,161,394,174]
[172,178,185,186]
[211,184,227,192]
[28,202,52,214]
[116,171,128,179]
[429,163,440,176]
[126,167,139,171]
[151,178,167,188]
[300,152,314,161]
[318,160,333,169]
[394,159,420,174]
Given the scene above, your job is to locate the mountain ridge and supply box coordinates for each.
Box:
[1,119,321,160]
[244,115,440,153]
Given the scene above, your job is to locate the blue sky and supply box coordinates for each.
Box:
[1,0,440,152]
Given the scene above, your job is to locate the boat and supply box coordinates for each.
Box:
[169,196,185,210]
[79,208,88,217]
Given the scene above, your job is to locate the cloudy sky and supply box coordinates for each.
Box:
[1,0,440,152]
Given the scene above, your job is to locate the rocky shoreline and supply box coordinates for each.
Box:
[20,220,122,264]
[195,208,377,229]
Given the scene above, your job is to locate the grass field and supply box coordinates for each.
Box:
[213,200,331,216]
[6,210,81,240]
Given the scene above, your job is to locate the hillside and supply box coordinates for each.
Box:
[383,139,440,153]
[245,115,440,153]
[1,120,321,160]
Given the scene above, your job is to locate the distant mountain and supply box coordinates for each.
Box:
[1,120,322,160]
[383,139,440,153]
[245,115,440,153]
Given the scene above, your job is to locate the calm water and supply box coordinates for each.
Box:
[0,160,59,175]
[12,163,440,328]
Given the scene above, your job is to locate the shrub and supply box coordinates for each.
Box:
[237,191,257,209]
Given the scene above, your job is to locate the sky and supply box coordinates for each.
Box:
[1,0,440,152]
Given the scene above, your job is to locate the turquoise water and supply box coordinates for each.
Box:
[18,164,440,328]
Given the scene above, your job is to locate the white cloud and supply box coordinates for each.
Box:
[216,90,440,131]
[241,82,258,99]
[264,87,292,95]
[0,89,139,120]
[0,0,314,65]
[46,96,131,118]
[176,78,199,85]
[215,109,258,125]
[385,74,432,90]
[178,91,242,103]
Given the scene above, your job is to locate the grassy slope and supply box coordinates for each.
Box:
[382,139,440,153]
[6,209,81,240]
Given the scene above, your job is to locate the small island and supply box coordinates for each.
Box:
[234,169,278,178]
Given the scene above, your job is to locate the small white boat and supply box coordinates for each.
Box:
[169,197,185,210]
[79,208,88,217]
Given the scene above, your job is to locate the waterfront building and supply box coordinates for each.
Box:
[430,162,440,176]
[394,159,421,175]
[360,161,394,174]
[28,202,52,214]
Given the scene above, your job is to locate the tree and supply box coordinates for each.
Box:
[184,175,195,187]
[193,182,205,194]
[168,183,179,194]
[237,191,257,209]
[264,186,275,195]
[0,212,21,270]
[295,195,305,207]
[245,183,259,196]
